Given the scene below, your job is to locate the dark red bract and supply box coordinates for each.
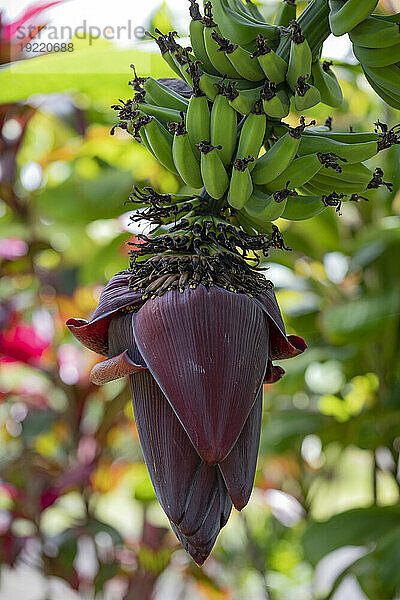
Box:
[67,271,306,564]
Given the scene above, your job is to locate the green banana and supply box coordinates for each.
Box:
[171,46,198,87]
[225,81,263,115]
[363,69,400,110]
[185,60,218,100]
[132,75,189,113]
[274,0,297,28]
[242,0,266,22]
[243,188,287,221]
[310,162,373,194]
[234,211,260,234]
[251,34,288,84]
[262,153,326,193]
[302,177,357,195]
[287,21,312,90]
[353,42,400,68]
[321,161,373,184]
[361,64,400,99]
[281,195,327,220]
[294,75,321,110]
[164,31,195,84]
[203,4,242,77]
[210,87,237,167]
[169,115,203,189]
[209,0,280,47]
[299,181,330,197]
[328,0,379,37]
[139,116,178,174]
[298,135,380,164]
[196,141,229,199]
[186,83,211,157]
[204,28,243,78]
[134,102,182,127]
[349,15,400,49]
[260,81,290,119]
[311,60,343,108]
[211,33,264,81]
[252,119,307,185]
[227,157,255,209]
[146,29,183,77]
[303,129,380,143]
[236,103,267,171]
[127,119,158,160]
[189,0,220,75]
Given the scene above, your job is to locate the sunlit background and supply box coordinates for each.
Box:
[0,1,399,599]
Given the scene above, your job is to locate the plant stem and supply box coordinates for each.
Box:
[373,450,378,505]
[277,0,331,61]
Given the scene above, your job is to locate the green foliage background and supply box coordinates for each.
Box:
[0,1,399,598]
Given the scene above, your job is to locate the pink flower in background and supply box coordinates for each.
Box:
[0,238,28,260]
[0,323,50,366]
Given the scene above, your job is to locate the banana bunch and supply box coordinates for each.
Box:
[110,0,400,238]
[349,13,400,110]
[206,0,280,47]
[329,0,379,37]
[326,2,400,109]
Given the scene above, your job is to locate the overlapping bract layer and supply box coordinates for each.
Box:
[67,272,306,563]
[133,285,268,465]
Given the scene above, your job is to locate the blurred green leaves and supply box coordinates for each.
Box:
[303,506,400,567]
[0,40,174,104]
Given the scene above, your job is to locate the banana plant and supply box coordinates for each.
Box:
[68,0,400,564]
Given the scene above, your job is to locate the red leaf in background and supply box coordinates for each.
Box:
[0,323,49,366]
[1,1,64,40]
[0,1,65,64]
[0,104,35,213]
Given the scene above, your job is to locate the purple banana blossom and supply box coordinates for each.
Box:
[67,271,306,564]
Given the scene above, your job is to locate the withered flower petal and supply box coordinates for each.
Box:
[264,361,286,384]
[133,285,269,464]
[89,350,146,385]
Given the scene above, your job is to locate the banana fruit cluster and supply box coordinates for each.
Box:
[327,1,400,109]
[347,13,400,110]
[111,0,399,236]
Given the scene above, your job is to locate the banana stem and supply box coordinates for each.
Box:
[276,0,331,60]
